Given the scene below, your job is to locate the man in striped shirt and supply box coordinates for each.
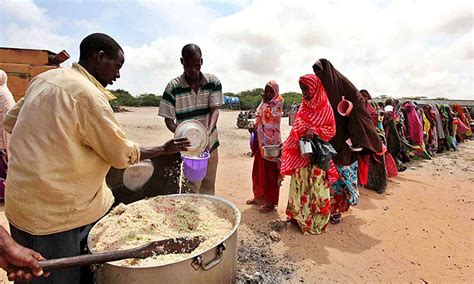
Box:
[158,44,223,195]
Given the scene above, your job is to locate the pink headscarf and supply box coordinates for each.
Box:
[254,80,283,162]
[403,101,423,146]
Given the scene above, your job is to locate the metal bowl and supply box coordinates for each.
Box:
[174,120,209,157]
[263,145,281,158]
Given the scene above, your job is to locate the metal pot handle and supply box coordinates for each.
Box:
[191,243,226,271]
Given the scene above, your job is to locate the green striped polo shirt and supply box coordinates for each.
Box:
[158,73,223,152]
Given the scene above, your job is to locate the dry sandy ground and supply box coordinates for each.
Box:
[1,107,473,283]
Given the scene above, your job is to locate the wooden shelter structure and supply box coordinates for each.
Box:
[0,47,70,101]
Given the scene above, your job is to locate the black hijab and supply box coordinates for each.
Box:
[313,59,383,165]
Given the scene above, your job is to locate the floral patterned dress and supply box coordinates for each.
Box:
[282,75,336,235]
[286,165,331,235]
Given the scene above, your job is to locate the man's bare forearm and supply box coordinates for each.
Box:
[165,118,177,133]
[209,107,219,131]
[139,146,168,160]
[139,137,191,160]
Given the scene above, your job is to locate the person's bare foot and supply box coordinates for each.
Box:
[330,213,342,224]
[259,204,275,213]
[246,198,261,205]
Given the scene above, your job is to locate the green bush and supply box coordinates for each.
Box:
[110,89,161,107]
[110,89,139,107]
[137,93,161,107]
[281,92,302,110]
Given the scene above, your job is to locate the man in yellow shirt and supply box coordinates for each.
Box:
[3,33,189,283]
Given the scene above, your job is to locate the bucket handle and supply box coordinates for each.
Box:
[191,243,226,271]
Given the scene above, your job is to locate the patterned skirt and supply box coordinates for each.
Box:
[330,161,359,215]
[286,166,331,235]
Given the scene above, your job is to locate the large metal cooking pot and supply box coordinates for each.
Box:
[88,194,241,284]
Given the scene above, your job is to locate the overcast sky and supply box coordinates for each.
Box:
[1,0,472,99]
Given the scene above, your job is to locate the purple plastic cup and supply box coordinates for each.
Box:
[182,151,210,182]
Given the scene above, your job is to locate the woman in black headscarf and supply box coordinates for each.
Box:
[313,59,383,162]
[313,59,387,194]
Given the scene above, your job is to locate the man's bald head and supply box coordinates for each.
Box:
[181,44,202,59]
[180,44,203,82]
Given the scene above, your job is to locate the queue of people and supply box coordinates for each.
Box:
[247,59,473,235]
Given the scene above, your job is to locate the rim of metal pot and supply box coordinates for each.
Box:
[87,193,241,269]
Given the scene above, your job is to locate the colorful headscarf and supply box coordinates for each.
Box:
[423,105,439,150]
[393,100,400,120]
[452,104,472,136]
[440,105,455,148]
[360,89,378,127]
[403,101,424,146]
[254,80,284,162]
[430,103,445,139]
[452,104,467,124]
[281,74,337,180]
[421,111,431,145]
[463,107,472,121]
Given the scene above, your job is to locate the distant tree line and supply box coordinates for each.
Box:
[110,89,161,107]
[109,88,303,110]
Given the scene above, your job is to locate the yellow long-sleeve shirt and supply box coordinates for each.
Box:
[4,63,140,235]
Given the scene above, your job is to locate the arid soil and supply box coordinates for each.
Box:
[1,107,473,283]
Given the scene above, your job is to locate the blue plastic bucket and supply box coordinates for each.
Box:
[182,151,210,182]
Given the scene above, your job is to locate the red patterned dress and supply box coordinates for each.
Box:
[281,74,337,235]
[251,81,283,207]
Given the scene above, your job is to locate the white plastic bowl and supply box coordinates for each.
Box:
[174,120,209,157]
